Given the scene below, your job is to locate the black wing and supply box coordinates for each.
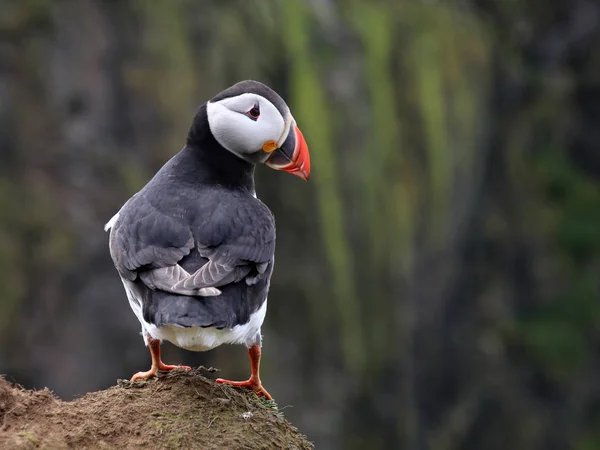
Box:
[108,189,275,297]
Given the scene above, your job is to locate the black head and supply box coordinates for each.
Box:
[189,80,310,181]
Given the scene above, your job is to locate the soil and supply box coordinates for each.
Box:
[0,368,313,450]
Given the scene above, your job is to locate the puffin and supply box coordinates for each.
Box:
[104,80,310,399]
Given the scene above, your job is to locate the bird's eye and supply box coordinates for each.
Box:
[246,104,260,121]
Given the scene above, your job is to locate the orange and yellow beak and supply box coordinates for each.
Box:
[265,120,310,181]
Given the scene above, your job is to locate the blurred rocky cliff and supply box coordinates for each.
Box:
[0,1,599,449]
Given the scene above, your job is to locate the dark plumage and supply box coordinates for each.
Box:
[105,80,310,398]
[109,136,275,330]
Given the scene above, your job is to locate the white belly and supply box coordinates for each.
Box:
[121,279,267,351]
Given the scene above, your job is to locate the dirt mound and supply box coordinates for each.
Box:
[0,368,313,449]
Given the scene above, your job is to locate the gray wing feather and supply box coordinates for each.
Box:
[109,191,275,296]
[109,202,195,282]
[170,256,252,292]
[138,265,222,297]
[245,261,269,286]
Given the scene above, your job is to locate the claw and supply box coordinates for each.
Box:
[215,345,272,400]
[216,377,272,400]
[158,363,192,372]
[131,369,158,381]
[130,337,190,381]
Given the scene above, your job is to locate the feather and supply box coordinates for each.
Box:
[108,175,275,299]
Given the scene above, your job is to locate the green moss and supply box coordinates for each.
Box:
[284,0,365,373]
[129,0,197,157]
[576,421,600,450]
[513,150,600,380]
[518,318,587,379]
[410,13,450,243]
[350,2,400,265]
[17,431,39,445]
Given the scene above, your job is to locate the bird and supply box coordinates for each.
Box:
[104,80,310,399]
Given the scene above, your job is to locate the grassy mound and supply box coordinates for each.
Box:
[0,368,313,449]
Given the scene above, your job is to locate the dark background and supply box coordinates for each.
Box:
[1,1,599,449]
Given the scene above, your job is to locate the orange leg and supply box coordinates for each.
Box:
[216,344,272,400]
[131,336,192,381]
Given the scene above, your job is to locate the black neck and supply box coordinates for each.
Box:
[183,103,256,191]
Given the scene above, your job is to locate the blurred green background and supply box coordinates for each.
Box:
[1,0,599,449]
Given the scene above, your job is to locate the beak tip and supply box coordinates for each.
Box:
[266,122,311,181]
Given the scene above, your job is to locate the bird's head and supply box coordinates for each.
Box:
[205,80,310,181]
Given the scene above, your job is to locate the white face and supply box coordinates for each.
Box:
[206,93,289,161]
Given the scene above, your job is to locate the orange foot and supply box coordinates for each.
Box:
[130,337,192,381]
[216,344,272,400]
[131,362,192,381]
[216,377,272,400]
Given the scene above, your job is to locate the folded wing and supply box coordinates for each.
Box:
[107,193,275,297]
